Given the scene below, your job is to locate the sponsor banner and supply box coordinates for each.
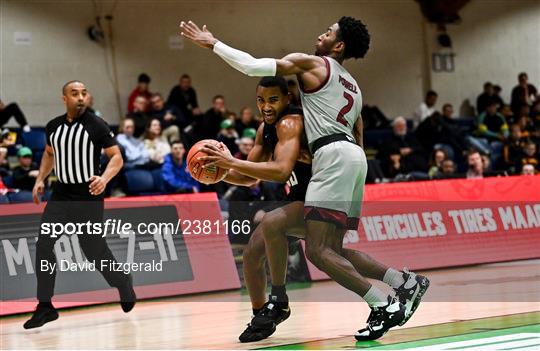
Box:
[307,176,540,281]
[0,193,240,315]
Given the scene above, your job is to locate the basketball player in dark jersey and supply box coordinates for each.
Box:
[200,76,311,342]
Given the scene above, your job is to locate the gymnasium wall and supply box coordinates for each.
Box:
[1,0,538,127]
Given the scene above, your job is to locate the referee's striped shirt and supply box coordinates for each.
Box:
[46,110,116,184]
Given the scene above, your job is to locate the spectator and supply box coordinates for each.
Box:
[287,79,301,107]
[235,107,259,137]
[503,124,526,172]
[167,74,202,125]
[161,140,199,194]
[412,90,437,126]
[116,118,150,169]
[416,107,464,159]
[12,147,39,191]
[466,150,485,179]
[521,164,536,175]
[194,95,227,141]
[440,159,458,178]
[143,119,171,166]
[242,127,257,140]
[500,104,514,124]
[477,82,502,114]
[493,85,505,107]
[516,140,539,173]
[0,146,9,177]
[427,148,447,178]
[0,98,31,132]
[149,93,183,142]
[0,177,9,203]
[477,100,509,142]
[126,96,151,138]
[86,93,103,118]
[378,116,427,178]
[516,111,537,141]
[511,72,537,116]
[234,137,254,160]
[127,73,152,113]
[217,119,239,155]
[531,100,540,125]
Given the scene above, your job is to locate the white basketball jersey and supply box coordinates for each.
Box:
[299,56,362,148]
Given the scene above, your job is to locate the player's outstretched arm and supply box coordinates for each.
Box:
[180,20,322,77]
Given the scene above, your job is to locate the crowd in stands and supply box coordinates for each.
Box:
[1,71,539,207]
[365,72,539,183]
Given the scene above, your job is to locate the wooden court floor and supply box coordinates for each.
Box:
[1,260,539,350]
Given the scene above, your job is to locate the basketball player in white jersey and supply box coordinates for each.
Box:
[180,17,429,340]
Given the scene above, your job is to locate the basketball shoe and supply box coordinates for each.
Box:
[355,296,406,341]
[394,268,430,326]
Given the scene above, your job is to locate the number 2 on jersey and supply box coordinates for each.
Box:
[337,91,353,127]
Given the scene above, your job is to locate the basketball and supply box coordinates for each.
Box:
[187,139,229,185]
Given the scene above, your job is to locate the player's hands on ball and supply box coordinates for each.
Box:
[179,21,217,49]
[88,175,107,196]
[32,180,44,204]
[200,142,234,169]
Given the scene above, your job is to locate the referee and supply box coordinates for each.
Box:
[24,81,136,329]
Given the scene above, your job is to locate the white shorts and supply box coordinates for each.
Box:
[304,141,367,229]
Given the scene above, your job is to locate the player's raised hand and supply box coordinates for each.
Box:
[180,21,218,49]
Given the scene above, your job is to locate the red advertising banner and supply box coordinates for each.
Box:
[0,193,240,315]
[307,175,540,280]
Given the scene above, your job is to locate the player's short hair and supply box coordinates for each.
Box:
[336,16,370,60]
[483,81,492,89]
[62,80,85,95]
[213,95,224,102]
[518,72,528,79]
[180,74,191,80]
[258,76,288,95]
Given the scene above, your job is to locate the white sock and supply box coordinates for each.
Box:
[362,285,389,308]
[383,268,405,289]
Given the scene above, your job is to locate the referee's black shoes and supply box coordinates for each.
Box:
[23,302,58,329]
[118,275,136,313]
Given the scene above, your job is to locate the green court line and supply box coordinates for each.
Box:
[361,324,539,350]
[257,311,540,350]
[501,342,540,350]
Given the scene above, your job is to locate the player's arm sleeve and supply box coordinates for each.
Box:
[213,41,276,77]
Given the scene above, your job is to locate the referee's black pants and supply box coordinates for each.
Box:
[35,182,130,302]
